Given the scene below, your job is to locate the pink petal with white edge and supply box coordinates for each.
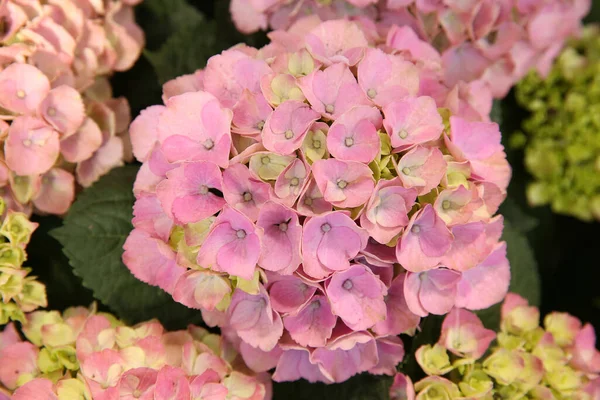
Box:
[369,336,406,375]
[5,116,60,176]
[257,201,302,274]
[404,268,462,317]
[358,48,419,108]
[383,96,443,150]
[196,206,262,280]
[32,168,74,215]
[172,270,232,311]
[266,273,318,314]
[326,264,388,331]
[305,20,369,66]
[227,287,283,352]
[80,349,124,388]
[373,273,421,337]
[122,229,186,295]
[60,117,103,163]
[396,145,447,195]
[129,105,165,162]
[327,106,382,163]
[312,158,375,208]
[302,211,369,279]
[455,242,510,310]
[298,62,370,120]
[156,161,225,224]
[311,327,378,383]
[262,100,320,155]
[360,178,417,244]
[0,63,50,114]
[284,295,337,347]
[38,85,85,137]
[396,204,453,273]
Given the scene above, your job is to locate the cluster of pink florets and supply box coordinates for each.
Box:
[230,0,590,97]
[0,307,268,400]
[124,18,512,384]
[0,0,144,215]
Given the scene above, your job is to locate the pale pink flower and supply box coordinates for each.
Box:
[326,264,388,331]
[326,106,382,163]
[38,85,85,137]
[312,159,375,208]
[196,206,262,280]
[389,373,416,400]
[222,163,272,222]
[404,268,462,317]
[283,294,337,348]
[262,100,320,154]
[373,273,421,336]
[257,201,302,274]
[0,63,50,114]
[301,211,369,279]
[383,97,444,151]
[273,346,332,383]
[267,273,318,314]
[438,308,496,359]
[396,146,447,195]
[304,20,369,66]
[369,336,406,375]
[5,117,60,176]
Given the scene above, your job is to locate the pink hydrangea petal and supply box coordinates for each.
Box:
[455,242,510,310]
[305,20,369,66]
[326,264,388,331]
[373,273,421,336]
[32,168,74,215]
[284,295,337,347]
[60,117,104,163]
[262,100,320,154]
[312,158,375,208]
[327,106,382,163]
[222,163,272,222]
[5,116,60,176]
[154,366,191,400]
[123,229,186,295]
[38,85,85,136]
[396,145,447,195]
[76,136,124,187]
[273,347,332,383]
[439,308,496,359]
[0,342,39,390]
[383,96,444,150]
[129,105,165,162]
[267,274,318,314]
[0,63,50,114]
[173,270,232,311]
[257,201,302,274]
[11,379,57,400]
[132,192,173,242]
[369,336,406,375]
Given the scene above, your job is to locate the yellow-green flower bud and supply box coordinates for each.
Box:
[482,348,524,385]
[416,344,454,376]
[414,376,461,400]
[458,369,493,399]
[56,377,92,400]
[0,211,38,245]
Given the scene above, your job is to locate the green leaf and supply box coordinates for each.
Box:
[51,165,202,330]
[476,219,541,330]
[273,373,393,400]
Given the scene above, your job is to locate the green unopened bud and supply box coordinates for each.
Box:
[0,301,25,324]
[414,376,461,400]
[0,243,26,268]
[482,348,524,385]
[37,347,63,374]
[0,212,38,245]
[416,344,454,376]
[458,369,493,398]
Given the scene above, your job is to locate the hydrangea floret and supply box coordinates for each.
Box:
[229,0,590,98]
[514,25,600,222]
[0,305,269,399]
[0,197,46,325]
[0,0,145,215]
[124,18,512,384]
[389,293,600,399]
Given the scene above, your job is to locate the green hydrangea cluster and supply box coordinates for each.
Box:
[514,25,600,221]
[0,199,47,324]
[408,294,600,400]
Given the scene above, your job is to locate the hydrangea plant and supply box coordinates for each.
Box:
[229,0,590,97]
[514,25,600,222]
[0,305,269,399]
[0,0,145,215]
[124,17,512,384]
[389,293,600,399]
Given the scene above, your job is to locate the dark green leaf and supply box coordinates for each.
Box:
[51,165,203,330]
[273,373,392,400]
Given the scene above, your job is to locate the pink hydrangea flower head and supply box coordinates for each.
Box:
[438,308,496,359]
[123,16,515,385]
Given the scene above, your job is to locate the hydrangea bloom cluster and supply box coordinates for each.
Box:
[0,0,145,215]
[230,0,590,98]
[389,293,600,400]
[0,198,46,325]
[0,305,269,400]
[124,18,512,384]
[514,25,600,222]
